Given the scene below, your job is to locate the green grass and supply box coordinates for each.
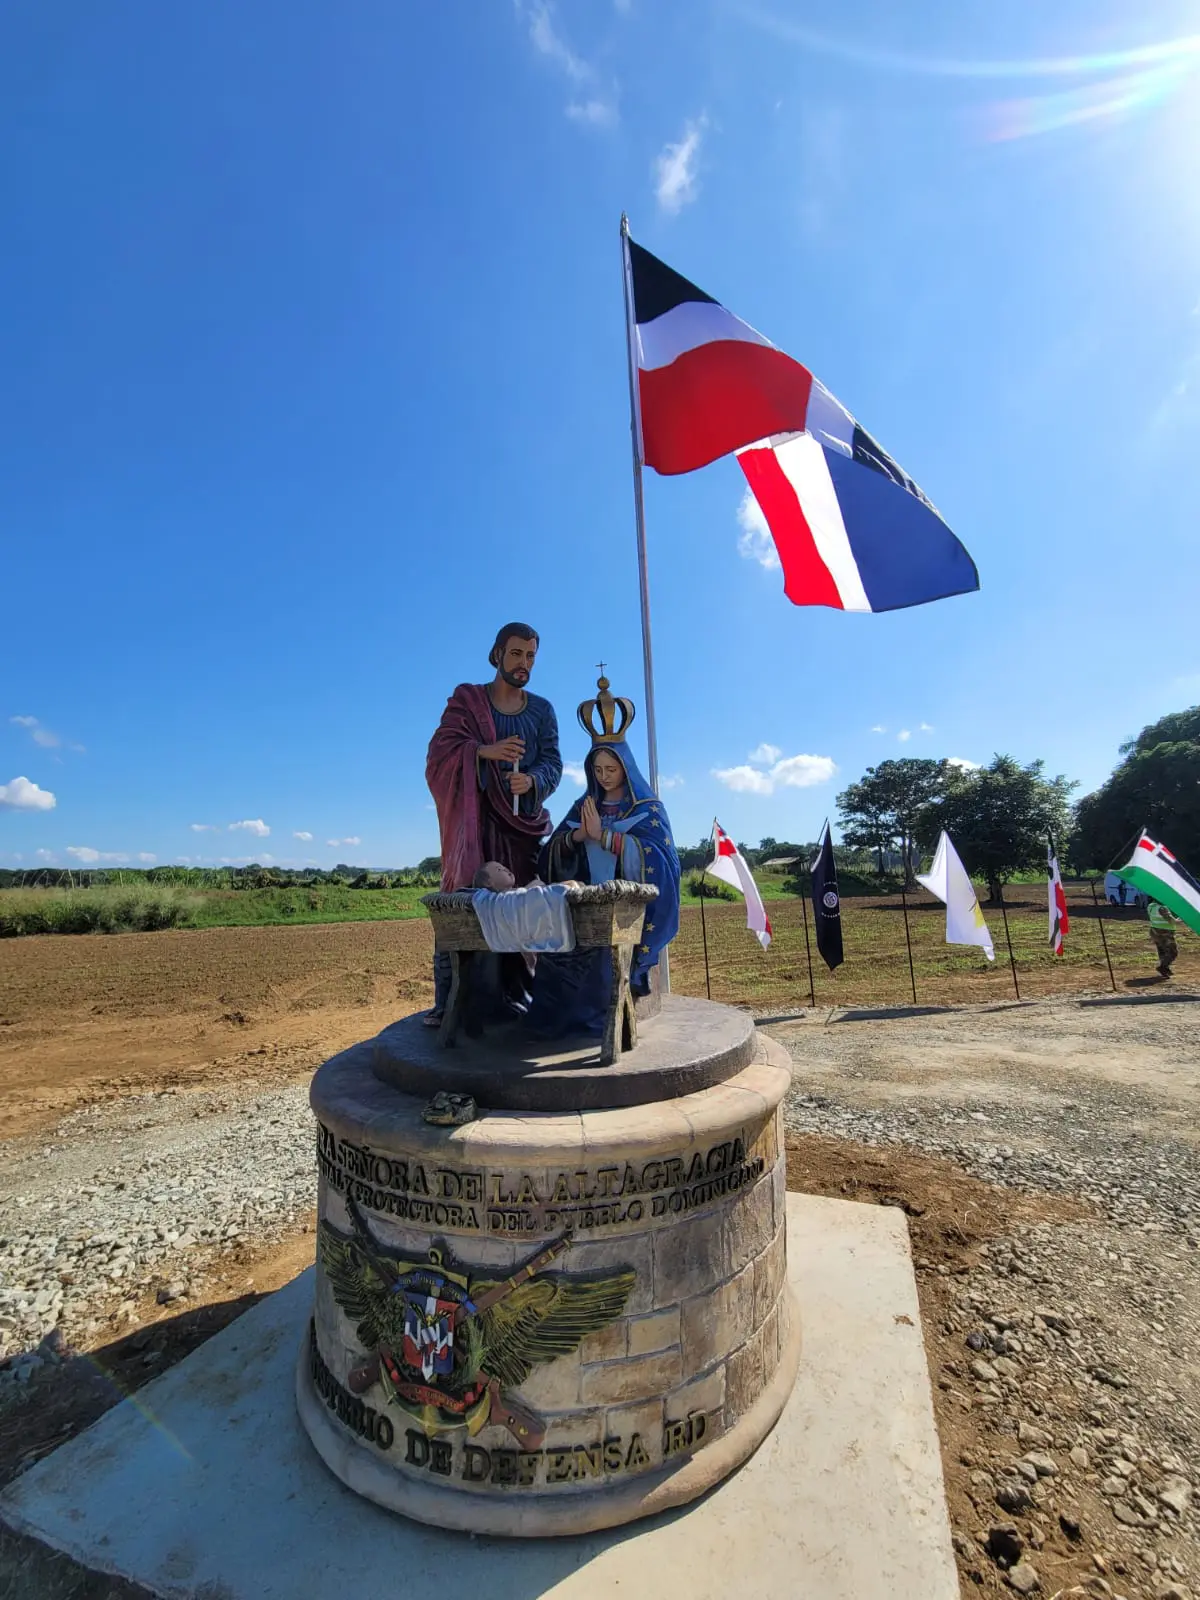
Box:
[0,884,202,937]
[0,883,433,936]
[186,884,432,928]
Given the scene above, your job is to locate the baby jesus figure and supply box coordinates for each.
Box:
[472,863,581,892]
[469,863,580,955]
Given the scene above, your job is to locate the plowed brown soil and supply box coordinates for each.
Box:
[0,921,435,1138]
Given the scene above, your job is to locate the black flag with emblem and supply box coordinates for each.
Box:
[810,823,844,971]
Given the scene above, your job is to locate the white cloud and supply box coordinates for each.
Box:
[0,776,57,811]
[713,752,836,796]
[870,724,887,734]
[229,819,270,838]
[748,743,781,766]
[326,836,362,848]
[190,823,219,833]
[897,729,911,742]
[522,2,618,126]
[919,721,934,733]
[658,774,685,790]
[293,830,314,841]
[566,98,617,127]
[654,118,705,215]
[35,848,57,862]
[563,762,588,787]
[947,757,981,771]
[772,754,838,788]
[527,1,588,81]
[137,852,157,863]
[9,715,76,752]
[735,488,780,571]
[712,764,774,795]
[67,846,130,864]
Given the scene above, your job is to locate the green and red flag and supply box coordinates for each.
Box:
[1112,832,1200,936]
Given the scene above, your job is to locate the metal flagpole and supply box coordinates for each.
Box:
[619,215,660,794]
[900,886,918,1005]
[799,887,817,1009]
[620,213,668,990]
[698,869,712,1000]
[1089,878,1119,992]
[998,895,1021,1000]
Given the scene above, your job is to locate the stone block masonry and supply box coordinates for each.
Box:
[299,1016,799,1534]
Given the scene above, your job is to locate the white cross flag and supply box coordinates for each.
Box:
[707,821,772,949]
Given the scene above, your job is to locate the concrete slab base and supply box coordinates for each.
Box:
[0,1194,958,1599]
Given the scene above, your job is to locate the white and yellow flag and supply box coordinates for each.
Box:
[916,831,994,961]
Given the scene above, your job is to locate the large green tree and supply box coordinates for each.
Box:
[836,758,950,883]
[917,755,1075,903]
[1073,706,1200,872]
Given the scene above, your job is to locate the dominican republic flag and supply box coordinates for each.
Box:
[707,821,772,949]
[1113,832,1200,937]
[1047,840,1069,955]
[629,236,979,613]
[810,824,844,971]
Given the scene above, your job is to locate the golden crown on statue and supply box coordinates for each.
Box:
[577,665,636,744]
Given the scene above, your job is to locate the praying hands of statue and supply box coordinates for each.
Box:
[575,795,603,844]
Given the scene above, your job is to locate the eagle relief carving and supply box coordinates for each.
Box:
[319,1201,635,1450]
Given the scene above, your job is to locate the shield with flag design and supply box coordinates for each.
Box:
[401,1289,457,1381]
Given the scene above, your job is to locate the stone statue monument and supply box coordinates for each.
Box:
[297,673,800,1536]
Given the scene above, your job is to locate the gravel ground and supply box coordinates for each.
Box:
[2,991,1199,1599]
[774,992,1200,1600]
[0,1081,315,1382]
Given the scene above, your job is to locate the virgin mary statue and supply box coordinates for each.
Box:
[529,673,680,1036]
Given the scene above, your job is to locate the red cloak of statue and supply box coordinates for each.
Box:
[425,683,551,890]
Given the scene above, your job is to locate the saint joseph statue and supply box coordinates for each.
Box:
[425,622,562,891]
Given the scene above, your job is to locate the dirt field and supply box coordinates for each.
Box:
[0,920,435,1138]
[2,892,1194,1138]
[2,921,1199,1597]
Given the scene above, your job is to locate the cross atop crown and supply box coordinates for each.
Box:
[577,669,636,744]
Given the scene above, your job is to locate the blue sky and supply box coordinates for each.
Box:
[3,0,1199,868]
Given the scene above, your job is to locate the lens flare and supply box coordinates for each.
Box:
[740,10,1200,80]
[987,59,1197,140]
[740,9,1200,139]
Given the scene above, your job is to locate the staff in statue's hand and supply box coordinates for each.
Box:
[478,733,534,816]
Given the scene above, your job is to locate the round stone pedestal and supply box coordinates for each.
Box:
[296,998,799,1537]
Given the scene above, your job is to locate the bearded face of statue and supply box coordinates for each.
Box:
[496,634,537,690]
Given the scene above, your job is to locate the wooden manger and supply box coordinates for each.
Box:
[421,880,659,1067]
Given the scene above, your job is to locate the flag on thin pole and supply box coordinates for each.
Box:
[810,823,844,971]
[626,236,979,613]
[707,821,772,949]
[1112,832,1200,936]
[1048,840,1069,955]
[917,831,995,961]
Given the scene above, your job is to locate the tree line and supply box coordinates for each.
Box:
[831,705,1200,902]
[6,707,1195,904]
[0,860,445,892]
